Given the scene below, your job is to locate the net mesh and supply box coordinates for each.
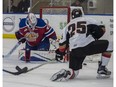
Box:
[40,7,70,39]
[41,8,68,15]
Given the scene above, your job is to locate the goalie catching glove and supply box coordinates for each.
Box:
[55,49,66,62]
[15,31,26,43]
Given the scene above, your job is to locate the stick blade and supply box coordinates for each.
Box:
[3,66,28,75]
[15,66,28,73]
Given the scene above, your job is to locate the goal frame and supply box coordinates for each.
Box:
[40,6,71,23]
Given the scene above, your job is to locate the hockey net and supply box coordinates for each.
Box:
[40,6,101,63]
[40,6,70,39]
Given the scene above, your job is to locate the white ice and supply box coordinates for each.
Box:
[3,39,113,87]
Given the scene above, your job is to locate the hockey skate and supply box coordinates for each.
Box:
[50,69,71,81]
[97,61,111,79]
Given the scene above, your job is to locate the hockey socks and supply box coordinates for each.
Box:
[25,49,31,62]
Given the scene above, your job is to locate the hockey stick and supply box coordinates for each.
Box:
[3,41,21,58]
[3,61,59,75]
[24,62,48,72]
[3,37,26,58]
[3,66,28,75]
[21,60,60,74]
[3,69,21,75]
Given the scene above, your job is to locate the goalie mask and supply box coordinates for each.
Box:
[27,13,37,29]
[71,9,82,19]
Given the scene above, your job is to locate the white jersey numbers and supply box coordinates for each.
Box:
[68,21,86,37]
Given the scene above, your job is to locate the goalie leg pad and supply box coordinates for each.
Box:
[19,49,55,62]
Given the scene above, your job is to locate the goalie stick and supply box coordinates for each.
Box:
[3,37,26,58]
[3,42,21,58]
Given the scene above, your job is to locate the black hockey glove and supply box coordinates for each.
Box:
[87,24,105,40]
[19,37,26,43]
[15,31,26,43]
[55,49,65,62]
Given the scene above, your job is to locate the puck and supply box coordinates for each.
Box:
[83,63,87,65]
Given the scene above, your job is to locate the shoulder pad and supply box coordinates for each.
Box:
[36,18,46,27]
[19,18,27,28]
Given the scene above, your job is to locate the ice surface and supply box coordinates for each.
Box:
[3,39,113,87]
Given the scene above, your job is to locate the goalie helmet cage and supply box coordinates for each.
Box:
[39,6,101,62]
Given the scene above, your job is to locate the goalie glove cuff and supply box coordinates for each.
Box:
[19,38,26,43]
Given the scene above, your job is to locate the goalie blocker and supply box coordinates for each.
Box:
[18,49,56,62]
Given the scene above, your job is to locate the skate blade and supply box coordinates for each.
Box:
[50,69,66,81]
[96,74,110,79]
[50,73,58,81]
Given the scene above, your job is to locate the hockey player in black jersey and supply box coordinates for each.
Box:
[50,8,112,81]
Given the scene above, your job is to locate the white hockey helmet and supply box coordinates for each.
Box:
[27,13,37,29]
